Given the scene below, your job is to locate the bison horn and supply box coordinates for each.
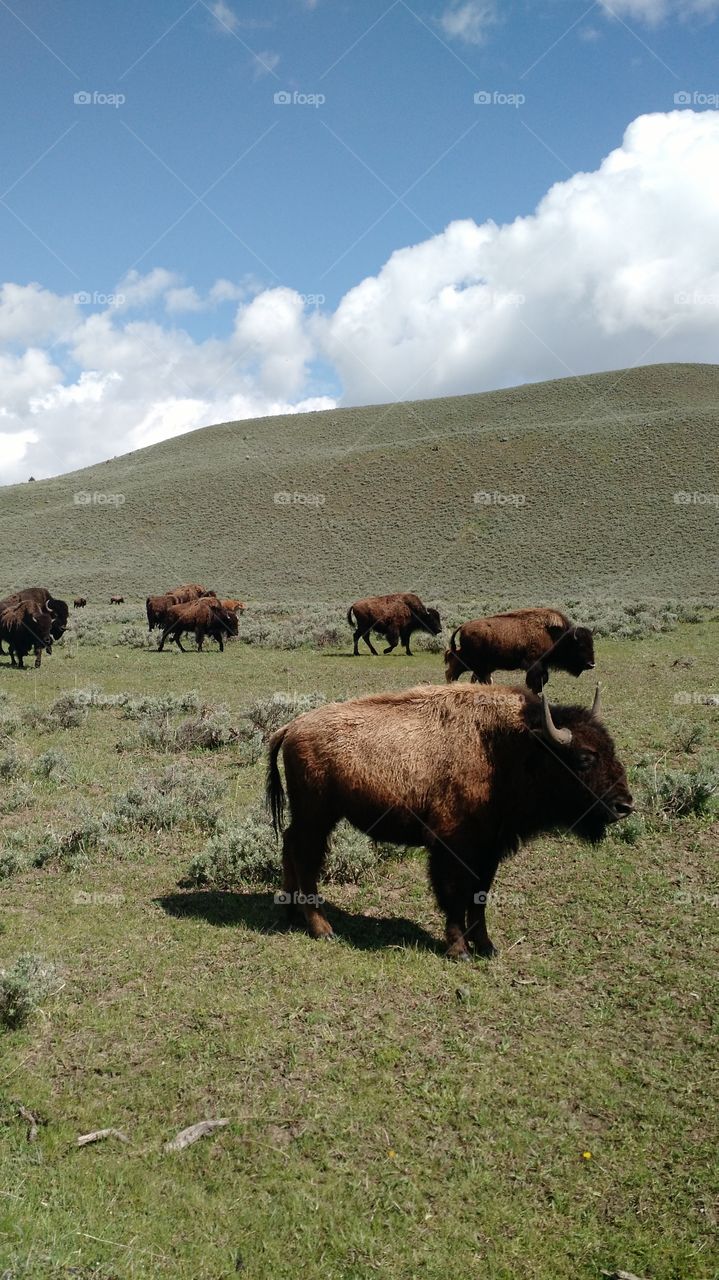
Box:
[541,693,573,746]
[591,683,602,718]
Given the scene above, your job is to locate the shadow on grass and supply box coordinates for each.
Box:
[157,889,442,954]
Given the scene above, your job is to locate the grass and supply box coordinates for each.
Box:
[0,618,717,1278]
[0,363,718,602]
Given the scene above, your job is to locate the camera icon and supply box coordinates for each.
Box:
[474,91,492,105]
[674,91,692,105]
[274,91,292,105]
[73,491,91,505]
[274,891,292,905]
[74,91,92,105]
[74,291,91,305]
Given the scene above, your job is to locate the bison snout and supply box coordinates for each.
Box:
[609,798,634,821]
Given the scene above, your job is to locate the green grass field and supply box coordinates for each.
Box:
[1,362,718,602]
[1,611,717,1280]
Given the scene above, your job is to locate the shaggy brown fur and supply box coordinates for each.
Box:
[110,595,124,604]
[267,683,632,958]
[0,599,54,668]
[218,599,245,613]
[445,607,595,693]
[347,592,442,656]
[73,597,87,608]
[0,587,69,647]
[168,584,216,604]
[157,599,239,653]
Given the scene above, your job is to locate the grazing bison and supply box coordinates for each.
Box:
[146,593,178,631]
[347,592,442,656]
[110,595,124,605]
[218,599,245,613]
[157,599,238,653]
[0,599,54,668]
[73,596,87,608]
[0,587,68,650]
[445,608,595,693]
[267,682,632,959]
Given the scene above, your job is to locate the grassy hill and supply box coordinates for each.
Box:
[1,362,717,602]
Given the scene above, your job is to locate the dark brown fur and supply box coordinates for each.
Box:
[267,683,632,958]
[0,599,54,668]
[445,607,595,693]
[110,595,124,604]
[348,592,442,656]
[73,597,87,608]
[0,587,68,649]
[157,599,239,653]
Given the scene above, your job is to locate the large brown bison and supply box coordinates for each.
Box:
[347,592,442,656]
[267,682,632,959]
[0,587,68,652]
[146,593,176,631]
[445,608,595,693]
[157,598,239,653]
[0,598,54,668]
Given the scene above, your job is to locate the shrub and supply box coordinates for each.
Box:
[111,764,223,831]
[634,761,719,820]
[118,624,156,649]
[0,953,61,1030]
[0,748,22,780]
[188,809,402,889]
[245,691,327,740]
[32,748,70,781]
[0,781,33,816]
[122,692,201,720]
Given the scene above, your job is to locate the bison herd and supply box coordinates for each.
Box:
[0,582,634,958]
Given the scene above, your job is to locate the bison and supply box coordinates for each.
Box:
[218,599,245,613]
[267,682,632,959]
[0,599,54,668]
[445,608,595,693]
[110,595,124,605]
[146,593,178,631]
[347,592,442,656]
[73,596,87,608]
[0,587,68,651]
[157,598,239,653]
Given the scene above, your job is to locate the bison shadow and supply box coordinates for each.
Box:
[157,889,442,954]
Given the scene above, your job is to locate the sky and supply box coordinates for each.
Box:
[1,0,718,482]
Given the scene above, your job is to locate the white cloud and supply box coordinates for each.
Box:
[2,112,719,484]
[319,110,719,402]
[439,0,498,44]
[253,50,281,77]
[599,0,719,22]
[209,1,239,32]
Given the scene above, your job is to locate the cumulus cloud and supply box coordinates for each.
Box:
[319,110,719,403]
[439,0,498,44]
[2,111,719,484]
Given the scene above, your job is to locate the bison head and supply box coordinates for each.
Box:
[533,688,633,843]
[549,622,595,677]
[419,606,442,636]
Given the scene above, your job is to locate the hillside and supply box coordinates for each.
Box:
[1,362,717,602]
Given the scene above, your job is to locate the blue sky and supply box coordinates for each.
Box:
[1,0,718,479]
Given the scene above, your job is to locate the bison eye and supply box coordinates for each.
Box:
[575,749,597,772]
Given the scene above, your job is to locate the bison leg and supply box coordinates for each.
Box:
[216,631,224,653]
[465,863,500,958]
[360,629,378,656]
[173,629,186,653]
[402,628,413,656]
[526,663,548,695]
[444,649,465,682]
[383,626,400,654]
[428,846,472,961]
[34,647,42,669]
[283,822,334,939]
[157,626,170,652]
[195,628,204,652]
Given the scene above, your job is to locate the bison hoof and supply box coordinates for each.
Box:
[474,942,497,960]
[446,947,472,962]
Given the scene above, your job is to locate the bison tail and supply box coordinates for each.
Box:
[346,606,355,628]
[266,727,288,836]
[449,626,461,652]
